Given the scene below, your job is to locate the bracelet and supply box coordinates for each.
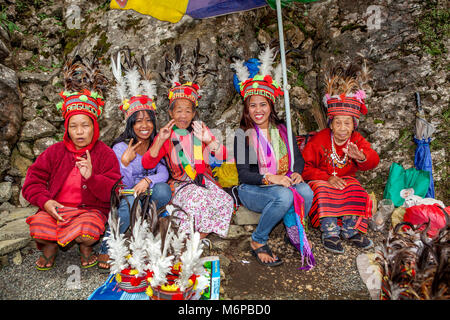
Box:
[143,177,151,185]
[262,174,270,185]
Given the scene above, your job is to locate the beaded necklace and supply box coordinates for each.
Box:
[330,133,349,175]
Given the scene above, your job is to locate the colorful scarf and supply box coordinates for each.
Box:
[172,126,206,186]
[284,188,315,271]
[251,123,290,176]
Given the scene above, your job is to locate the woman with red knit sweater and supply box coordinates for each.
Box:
[22,57,121,270]
[302,61,379,254]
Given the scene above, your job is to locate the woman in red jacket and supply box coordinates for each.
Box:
[22,57,121,270]
[302,61,379,254]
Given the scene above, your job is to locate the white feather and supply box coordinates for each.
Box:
[171,230,187,259]
[140,79,157,99]
[125,67,141,97]
[273,63,282,87]
[176,231,204,291]
[258,46,276,77]
[110,52,127,102]
[128,217,149,276]
[169,61,181,85]
[105,215,130,274]
[230,59,250,84]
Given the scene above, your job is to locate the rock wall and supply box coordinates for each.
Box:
[0,0,448,213]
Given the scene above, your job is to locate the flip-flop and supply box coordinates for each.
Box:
[78,246,98,269]
[97,254,111,274]
[35,252,57,271]
[250,244,283,267]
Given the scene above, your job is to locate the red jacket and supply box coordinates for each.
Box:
[302,128,379,181]
[22,140,121,217]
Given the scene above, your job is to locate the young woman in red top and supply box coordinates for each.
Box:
[22,56,121,270]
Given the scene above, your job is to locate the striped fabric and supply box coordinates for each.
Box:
[26,207,107,247]
[110,0,267,23]
[307,176,372,234]
[326,96,364,119]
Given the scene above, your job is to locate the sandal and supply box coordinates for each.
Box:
[78,246,98,269]
[348,233,373,249]
[35,252,57,271]
[250,244,283,267]
[97,254,110,273]
[322,236,344,254]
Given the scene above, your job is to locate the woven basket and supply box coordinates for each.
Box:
[116,273,148,293]
[148,284,195,300]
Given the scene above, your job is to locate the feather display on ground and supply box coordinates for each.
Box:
[105,189,206,297]
[375,213,449,300]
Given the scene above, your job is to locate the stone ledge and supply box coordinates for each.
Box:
[0,218,31,241]
[233,206,261,225]
[0,238,30,256]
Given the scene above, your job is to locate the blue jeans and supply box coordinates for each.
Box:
[320,216,359,240]
[238,183,314,244]
[99,182,172,254]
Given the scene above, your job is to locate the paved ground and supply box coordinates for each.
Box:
[0,221,386,300]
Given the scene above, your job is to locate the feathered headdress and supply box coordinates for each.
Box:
[160,39,213,109]
[111,48,158,120]
[322,57,371,119]
[231,46,284,104]
[56,53,107,120]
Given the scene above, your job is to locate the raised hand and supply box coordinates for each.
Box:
[192,121,213,144]
[343,142,366,162]
[121,138,142,167]
[159,119,176,142]
[76,149,93,179]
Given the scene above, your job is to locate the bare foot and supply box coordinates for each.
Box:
[98,254,110,269]
[36,242,58,269]
[79,243,98,267]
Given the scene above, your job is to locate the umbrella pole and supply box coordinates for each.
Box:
[275,0,295,171]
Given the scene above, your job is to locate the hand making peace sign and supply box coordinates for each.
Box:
[121,138,143,167]
[158,119,176,142]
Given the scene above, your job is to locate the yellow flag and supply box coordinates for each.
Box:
[110,0,189,23]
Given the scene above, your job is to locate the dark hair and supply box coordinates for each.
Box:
[112,109,157,149]
[239,96,283,130]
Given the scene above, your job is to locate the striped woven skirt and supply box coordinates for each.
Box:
[26,207,107,248]
[307,176,372,234]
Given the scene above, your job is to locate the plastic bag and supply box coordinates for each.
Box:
[383,162,431,207]
[402,204,448,238]
[369,199,394,231]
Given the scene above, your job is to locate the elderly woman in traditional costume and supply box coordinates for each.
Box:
[302,60,379,254]
[97,52,172,271]
[232,48,314,267]
[22,55,121,270]
[142,44,234,240]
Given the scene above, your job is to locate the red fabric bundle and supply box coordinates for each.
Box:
[403,204,448,238]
